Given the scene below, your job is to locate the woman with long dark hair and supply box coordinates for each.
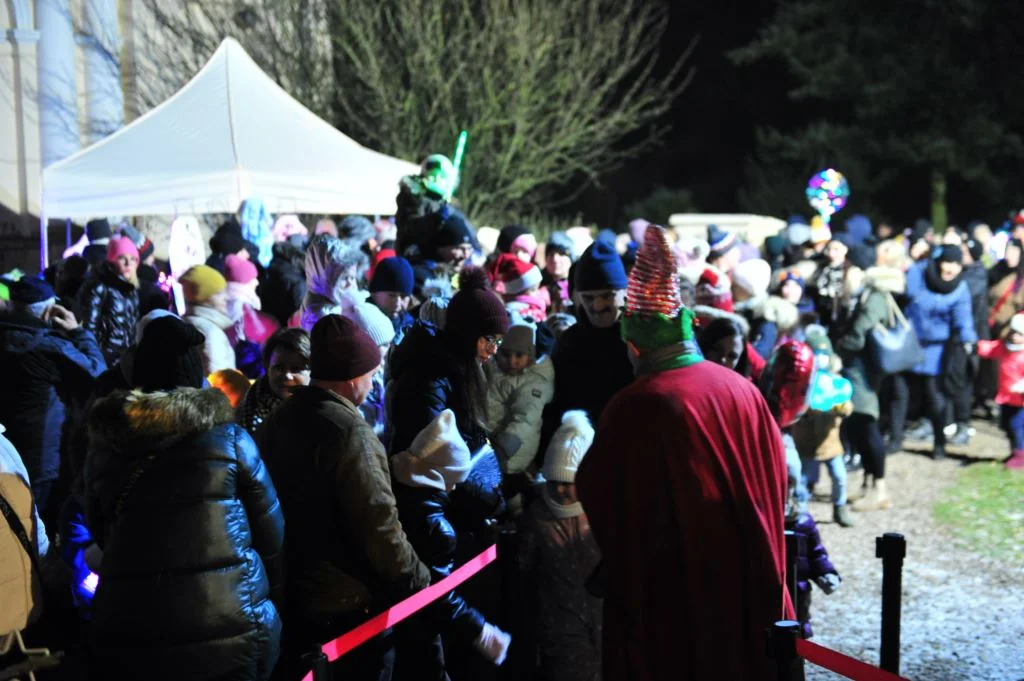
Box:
[698,317,754,379]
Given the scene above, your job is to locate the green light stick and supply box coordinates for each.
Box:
[447,130,468,201]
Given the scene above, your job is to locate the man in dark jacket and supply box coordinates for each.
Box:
[0,277,106,522]
[540,240,633,456]
[949,238,991,441]
[258,314,430,681]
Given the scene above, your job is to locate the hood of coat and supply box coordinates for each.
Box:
[863,266,906,295]
[89,387,234,455]
[692,304,750,336]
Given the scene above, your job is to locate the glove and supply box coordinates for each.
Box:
[815,573,841,595]
[963,343,974,355]
[474,622,511,666]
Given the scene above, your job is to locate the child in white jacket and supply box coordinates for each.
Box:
[485,324,555,479]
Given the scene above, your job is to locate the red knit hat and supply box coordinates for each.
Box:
[492,253,542,296]
[224,254,258,284]
[310,314,381,381]
[695,266,734,313]
[447,267,510,341]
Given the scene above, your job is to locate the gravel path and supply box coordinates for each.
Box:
[804,421,1024,681]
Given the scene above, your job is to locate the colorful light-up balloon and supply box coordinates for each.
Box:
[805,168,850,224]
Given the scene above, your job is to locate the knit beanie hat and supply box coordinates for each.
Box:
[132,315,206,392]
[497,225,532,254]
[1010,313,1024,336]
[502,324,536,358]
[731,259,772,299]
[777,268,805,291]
[86,219,112,243]
[542,410,595,484]
[224,254,258,284]
[809,220,832,245]
[369,256,415,295]
[119,224,154,261]
[492,254,543,296]
[349,301,396,347]
[8,276,55,305]
[695,267,734,313]
[419,296,450,329]
[804,324,833,357]
[430,211,476,250]
[574,240,628,292]
[475,226,500,255]
[368,248,397,281]
[310,314,382,381]
[391,410,472,492]
[936,244,964,264]
[446,267,510,341]
[210,218,249,256]
[106,236,139,263]
[135,308,176,343]
[180,265,227,304]
[707,224,737,259]
[546,231,575,260]
[966,238,984,263]
[339,215,376,246]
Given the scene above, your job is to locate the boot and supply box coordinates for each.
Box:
[852,478,891,512]
[847,474,872,502]
[834,504,856,527]
[885,436,903,455]
[1007,450,1024,470]
[947,424,971,446]
[931,444,946,460]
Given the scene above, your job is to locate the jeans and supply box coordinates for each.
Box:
[1000,405,1024,451]
[784,434,810,513]
[804,456,848,506]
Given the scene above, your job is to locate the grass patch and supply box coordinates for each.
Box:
[934,463,1024,562]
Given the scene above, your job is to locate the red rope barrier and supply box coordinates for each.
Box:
[300,543,499,681]
[796,639,910,681]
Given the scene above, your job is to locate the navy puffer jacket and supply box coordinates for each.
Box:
[85,387,284,681]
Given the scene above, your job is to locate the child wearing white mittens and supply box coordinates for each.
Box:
[521,410,603,681]
[391,410,511,679]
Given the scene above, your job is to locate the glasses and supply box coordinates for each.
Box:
[484,335,503,348]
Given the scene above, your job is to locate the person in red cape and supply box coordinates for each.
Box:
[576,225,793,681]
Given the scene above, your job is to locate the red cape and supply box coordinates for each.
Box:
[576,359,792,681]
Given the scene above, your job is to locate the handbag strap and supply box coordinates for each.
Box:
[990,280,1016,327]
[885,293,910,329]
[0,491,41,577]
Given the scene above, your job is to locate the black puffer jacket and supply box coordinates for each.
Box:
[388,321,505,530]
[77,261,140,366]
[258,244,307,326]
[85,388,284,681]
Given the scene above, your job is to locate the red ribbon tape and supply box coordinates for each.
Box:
[796,639,910,681]
[301,543,499,681]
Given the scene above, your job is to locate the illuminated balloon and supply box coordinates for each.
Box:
[759,340,816,428]
[805,168,850,224]
[808,371,853,412]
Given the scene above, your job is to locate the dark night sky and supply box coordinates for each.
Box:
[573,0,797,226]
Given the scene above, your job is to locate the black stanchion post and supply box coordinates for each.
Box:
[876,532,906,674]
[769,620,804,681]
[497,526,525,680]
[784,530,802,616]
[301,649,329,681]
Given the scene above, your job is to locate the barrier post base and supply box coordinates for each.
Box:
[769,620,805,681]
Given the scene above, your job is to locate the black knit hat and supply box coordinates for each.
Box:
[430,211,476,250]
[86,219,112,243]
[497,225,531,254]
[210,218,249,256]
[446,267,510,341]
[132,316,206,392]
[936,244,964,264]
[8,276,55,305]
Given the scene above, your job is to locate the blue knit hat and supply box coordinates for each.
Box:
[707,224,737,258]
[9,276,55,305]
[370,256,415,295]
[574,240,628,292]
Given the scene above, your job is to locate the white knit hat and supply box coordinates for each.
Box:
[731,259,772,298]
[391,410,472,492]
[542,410,595,483]
[348,301,395,346]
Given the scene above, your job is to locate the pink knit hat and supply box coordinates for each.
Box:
[106,236,139,262]
[224,254,258,284]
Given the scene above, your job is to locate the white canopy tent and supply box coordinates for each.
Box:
[40,37,418,266]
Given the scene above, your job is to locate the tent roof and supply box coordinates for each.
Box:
[42,37,418,218]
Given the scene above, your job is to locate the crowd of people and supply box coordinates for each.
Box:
[1,161,1023,681]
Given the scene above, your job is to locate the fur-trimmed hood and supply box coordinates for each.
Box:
[863,266,906,295]
[692,305,750,336]
[89,387,234,455]
[734,294,799,329]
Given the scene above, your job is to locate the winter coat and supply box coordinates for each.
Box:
[785,511,837,638]
[540,314,634,457]
[810,262,860,330]
[256,385,430,617]
[977,340,1024,408]
[834,267,906,418]
[391,483,486,675]
[484,356,555,474]
[0,471,43,636]
[84,388,284,681]
[737,295,800,360]
[258,251,306,327]
[791,409,845,461]
[905,260,976,376]
[136,264,172,317]
[387,321,505,531]
[185,304,237,374]
[962,262,990,342]
[520,498,602,681]
[988,272,1024,338]
[0,313,107,484]
[78,261,140,366]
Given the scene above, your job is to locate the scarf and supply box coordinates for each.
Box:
[634,339,704,376]
[238,377,282,434]
[542,484,584,519]
[924,260,962,295]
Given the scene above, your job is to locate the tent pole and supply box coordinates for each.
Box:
[39,211,48,273]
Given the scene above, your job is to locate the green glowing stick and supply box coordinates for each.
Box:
[448,130,468,201]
